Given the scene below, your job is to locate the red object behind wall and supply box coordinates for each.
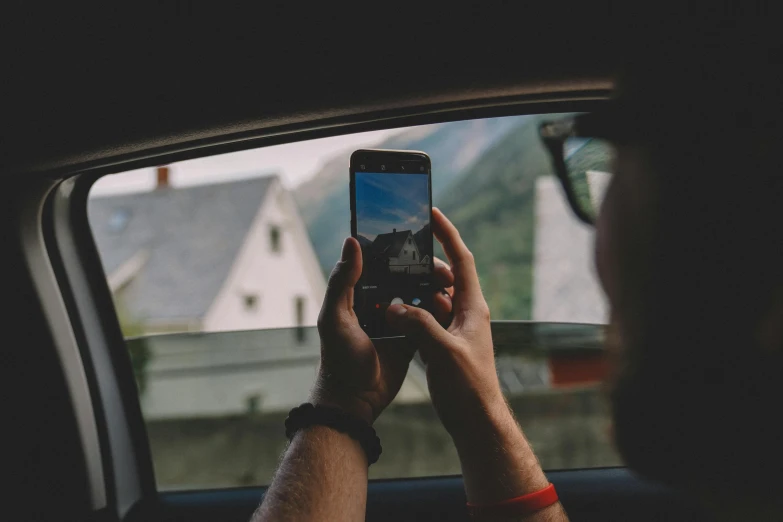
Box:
[548,352,608,387]
[157,165,170,188]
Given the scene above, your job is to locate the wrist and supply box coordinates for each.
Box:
[286,403,383,465]
[310,376,376,426]
[452,397,515,448]
[451,397,551,501]
[446,387,511,446]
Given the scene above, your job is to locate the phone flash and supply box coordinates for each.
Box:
[381,165,386,171]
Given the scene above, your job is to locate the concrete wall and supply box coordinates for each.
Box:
[146,386,621,490]
[135,329,430,420]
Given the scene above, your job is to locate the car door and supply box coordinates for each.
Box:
[18,102,711,522]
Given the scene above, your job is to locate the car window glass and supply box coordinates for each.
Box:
[89,114,618,490]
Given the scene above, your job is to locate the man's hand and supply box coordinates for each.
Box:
[385,208,504,437]
[386,209,568,521]
[313,236,454,425]
[256,237,454,522]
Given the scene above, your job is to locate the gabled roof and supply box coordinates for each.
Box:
[369,230,413,258]
[88,176,275,324]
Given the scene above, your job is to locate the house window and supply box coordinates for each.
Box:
[269,225,281,253]
[403,249,408,255]
[408,238,412,244]
[243,294,259,311]
[245,394,261,414]
[413,252,416,260]
[295,296,306,343]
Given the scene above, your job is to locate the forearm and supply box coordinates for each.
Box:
[252,425,368,522]
[452,398,569,522]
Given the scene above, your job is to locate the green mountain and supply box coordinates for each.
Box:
[295,117,523,273]
[437,115,556,320]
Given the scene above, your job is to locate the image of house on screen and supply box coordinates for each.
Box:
[360,228,431,275]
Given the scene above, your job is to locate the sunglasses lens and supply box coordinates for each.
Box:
[564,137,614,221]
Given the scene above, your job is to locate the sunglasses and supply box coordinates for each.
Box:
[539,113,616,225]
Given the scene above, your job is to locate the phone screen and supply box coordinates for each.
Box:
[351,156,434,338]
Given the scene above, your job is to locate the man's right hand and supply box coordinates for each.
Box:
[386,209,565,520]
[386,207,505,441]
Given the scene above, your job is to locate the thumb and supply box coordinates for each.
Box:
[386,304,451,348]
[320,238,362,321]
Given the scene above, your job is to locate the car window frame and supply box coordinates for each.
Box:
[43,94,613,513]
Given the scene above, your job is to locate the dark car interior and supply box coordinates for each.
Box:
[4,11,719,522]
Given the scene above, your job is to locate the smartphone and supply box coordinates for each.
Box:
[350,149,434,338]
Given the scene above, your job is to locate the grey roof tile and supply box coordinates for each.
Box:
[88,176,275,324]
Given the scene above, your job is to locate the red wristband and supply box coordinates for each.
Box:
[466,483,559,518]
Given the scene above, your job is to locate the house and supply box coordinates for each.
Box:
[88,167,326,333]
[368,228,430,274]
[533,175,609,387]
[88,169,440,419]
[533,175,608,325]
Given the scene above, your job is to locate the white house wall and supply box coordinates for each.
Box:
[533,176,608,323]
[388,232,421,266]
[202,179,327,332]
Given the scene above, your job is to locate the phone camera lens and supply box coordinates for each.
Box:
[381,165,386,171]
[420,166,424,172]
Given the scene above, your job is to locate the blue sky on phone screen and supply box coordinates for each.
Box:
[355,172,429,241]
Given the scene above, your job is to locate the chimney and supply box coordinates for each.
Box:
[156,165,170,189]
[393,228,396,234]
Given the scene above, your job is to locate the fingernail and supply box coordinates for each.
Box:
[388,304,407,316]
[341,238,351,261]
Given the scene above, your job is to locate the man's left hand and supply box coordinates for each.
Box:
[313,237,454,424]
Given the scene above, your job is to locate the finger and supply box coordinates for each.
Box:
[386,304,451,348]
[375,336,418,365]
[319,238,362,325]
[433,262,455,291]
[434,256,451,271]
[431,208,484,307]
[432,291,453,326]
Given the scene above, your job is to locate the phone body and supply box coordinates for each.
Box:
[350,149,434,338]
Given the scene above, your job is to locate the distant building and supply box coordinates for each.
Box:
[534,175,609,387]
[90,171,438,419]
[368,229,430,274]
[89,168,326,333]
[533,175,608,325]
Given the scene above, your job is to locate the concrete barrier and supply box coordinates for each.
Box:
[145,385,621,490]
